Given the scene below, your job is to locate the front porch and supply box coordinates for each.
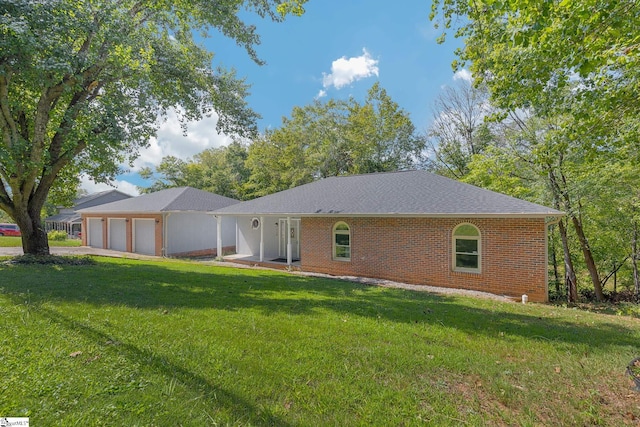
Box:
[217,215,302,267]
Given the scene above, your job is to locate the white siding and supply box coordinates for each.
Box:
[166,213,217,255]
[108,218,127,252]
[236,215,280,259]
[133,219,155,255]
[87,218,103,248]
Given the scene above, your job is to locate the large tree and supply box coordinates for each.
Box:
[425,81,495,179]
[0,0,306,255]
[244,83,426,197]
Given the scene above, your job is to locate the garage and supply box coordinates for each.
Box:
[87,218,103,248]
[133,219,156,255]
[108,218,127,251]
[79,187,239,257]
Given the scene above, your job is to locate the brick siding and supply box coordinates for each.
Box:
[301,217,548,302]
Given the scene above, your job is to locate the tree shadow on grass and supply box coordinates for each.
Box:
[36,306,292,426]
[1,258,638,350]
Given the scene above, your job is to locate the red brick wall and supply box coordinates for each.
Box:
[301,217,548,302]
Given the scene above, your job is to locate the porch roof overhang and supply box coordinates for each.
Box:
[45,213,81,224]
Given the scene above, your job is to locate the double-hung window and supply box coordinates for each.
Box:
[333,222,351,261]
[453,223,481,273]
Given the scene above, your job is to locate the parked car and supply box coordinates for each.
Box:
[0,223,21,237]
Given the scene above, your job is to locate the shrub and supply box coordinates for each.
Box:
[47,230,68,241]
[7,254,95,265]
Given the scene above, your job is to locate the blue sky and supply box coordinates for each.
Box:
[82,0,467,195]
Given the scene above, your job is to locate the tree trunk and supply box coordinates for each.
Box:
[550,233,560,293]
[570,213,604,301]
[548,169,578,302]
[16,209,50,256]
[558,218,578,302]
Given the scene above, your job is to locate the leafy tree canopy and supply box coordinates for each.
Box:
[0,0,307,254]
[430,0,640,145]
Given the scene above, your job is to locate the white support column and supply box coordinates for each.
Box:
[287,216,292,265]
[259,216,264,262]
[216,216,223,259]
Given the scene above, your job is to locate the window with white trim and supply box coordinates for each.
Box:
[333,222,351,261]
[453,223,481,273]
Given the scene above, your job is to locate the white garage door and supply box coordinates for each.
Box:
[87,218,103,248]
[109,218,127,252]
[134,219,156,255]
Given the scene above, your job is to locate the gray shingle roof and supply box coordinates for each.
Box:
[78,187,239,214]
[45,213,81,223]
[73,190,132,210]
[214,170,563,217]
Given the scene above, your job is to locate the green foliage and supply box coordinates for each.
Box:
[244,83,426,197]
[139,83,425,200]
[8,254,94,265]
[0,0,307,253]
[140,140,252,200]
[429,0,640,301]
[47,230,68,241]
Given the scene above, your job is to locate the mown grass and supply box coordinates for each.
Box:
[0,257,639,426]
[0,236,82,247]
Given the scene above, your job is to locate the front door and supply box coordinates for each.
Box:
[278,218,300,261]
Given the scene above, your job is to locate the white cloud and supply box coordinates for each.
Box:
[453,69,472,82]
[316,89,327,98]
[322,48,379,90]
[79,107,233,196]
[131,108,232,172]
[80,176,140,196]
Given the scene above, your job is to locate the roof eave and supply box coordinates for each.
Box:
[210,212,564,218]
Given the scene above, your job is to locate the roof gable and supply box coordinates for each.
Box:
[214,171,563,217]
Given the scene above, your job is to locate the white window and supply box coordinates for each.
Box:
[453,223,481,273]
[333,222,351,261]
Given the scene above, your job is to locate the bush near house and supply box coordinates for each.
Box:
[47,230,68,241]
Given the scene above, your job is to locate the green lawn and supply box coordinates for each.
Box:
[1,257,639,426]
[0,236,82,247]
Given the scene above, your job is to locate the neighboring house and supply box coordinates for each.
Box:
[45,190,132,237]
[78,187,239,257]
[213,170,564,302]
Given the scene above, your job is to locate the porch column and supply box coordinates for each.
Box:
[216,216,223,258]
[287,216,292,265]
[259,216,264,262]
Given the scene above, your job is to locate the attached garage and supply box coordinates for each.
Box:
[87,217,103,248]
[79,187,239,257]
[133,219,156,255]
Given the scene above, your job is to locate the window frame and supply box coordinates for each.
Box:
[452,223,481,273]
[332,221,351,262]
